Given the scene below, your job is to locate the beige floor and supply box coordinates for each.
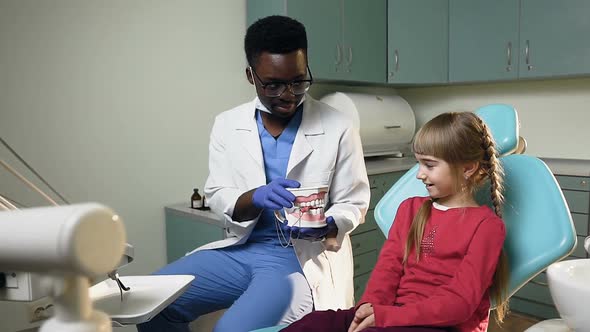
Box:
[488,312,540,332]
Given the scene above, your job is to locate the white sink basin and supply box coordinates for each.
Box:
[90,275,194,326]
[547,259,590,332]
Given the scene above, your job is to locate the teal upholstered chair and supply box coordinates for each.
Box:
[251,104,577,331]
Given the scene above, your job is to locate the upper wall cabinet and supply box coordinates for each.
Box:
[449,0,519,83]
[449,0,590,83]
[246,0,387,83]
[388,0,449,84]
[519,0,590,79]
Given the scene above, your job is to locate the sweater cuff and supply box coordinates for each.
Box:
[372,304,396,327]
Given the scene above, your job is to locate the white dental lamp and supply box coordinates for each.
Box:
[0,137,194,331]
[0,203,126,332]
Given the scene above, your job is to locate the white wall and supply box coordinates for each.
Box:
[0,1,251,330]
[398,78,590,160]
[313,77,590,160]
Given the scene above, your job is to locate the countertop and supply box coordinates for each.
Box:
[165,203,220,225]
[541,158,590,177]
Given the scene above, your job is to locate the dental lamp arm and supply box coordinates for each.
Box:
[0,203,126,332]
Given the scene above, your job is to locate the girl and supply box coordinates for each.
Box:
[282,112,509,332]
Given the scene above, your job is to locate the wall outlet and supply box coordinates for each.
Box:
[27,296,54,323]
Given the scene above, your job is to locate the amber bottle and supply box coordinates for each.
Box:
[191,188,202,209]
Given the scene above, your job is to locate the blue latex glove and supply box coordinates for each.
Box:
[287,216,337,241]
[252,178,301,210]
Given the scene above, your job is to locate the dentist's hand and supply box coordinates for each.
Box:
[287,216,337,241]
[252,178,300,210]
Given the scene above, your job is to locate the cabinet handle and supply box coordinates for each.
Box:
[353,243,361,249]
[506,42,512,72]
[394,49,400,72]
[346,46,352,72]
[335,44,342,67]
[581,180,587,186]
[525,40,533,71]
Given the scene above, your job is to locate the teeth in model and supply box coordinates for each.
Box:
[295,200,326,210]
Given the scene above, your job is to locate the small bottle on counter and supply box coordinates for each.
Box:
[191,188,203,209]
[201,195,210,211]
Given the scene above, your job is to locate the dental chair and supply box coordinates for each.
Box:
[252,104,577,332]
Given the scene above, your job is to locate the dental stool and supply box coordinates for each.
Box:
[251,104,577,332]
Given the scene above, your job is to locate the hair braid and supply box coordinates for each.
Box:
[477,117,509,323]
[478,118,505,217]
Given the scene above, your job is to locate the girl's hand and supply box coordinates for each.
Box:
[348,303,375,332]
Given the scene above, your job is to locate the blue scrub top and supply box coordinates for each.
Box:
[249,106,303,244]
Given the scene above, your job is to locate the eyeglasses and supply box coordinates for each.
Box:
[249,65,313,97]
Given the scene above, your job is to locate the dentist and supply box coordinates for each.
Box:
[138,15,370,332]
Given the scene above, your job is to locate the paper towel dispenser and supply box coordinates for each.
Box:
[320,92,415,157]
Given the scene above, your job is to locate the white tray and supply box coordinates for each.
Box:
[90,275,194,327]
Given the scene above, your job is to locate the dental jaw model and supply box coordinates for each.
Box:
[277,186,329,228]
[526,236,590,332]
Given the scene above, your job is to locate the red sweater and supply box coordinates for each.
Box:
[359,196,505,332]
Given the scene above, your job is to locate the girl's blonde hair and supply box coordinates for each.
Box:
[406,112,509,323]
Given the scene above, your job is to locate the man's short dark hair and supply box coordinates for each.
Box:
[244,15,308,67]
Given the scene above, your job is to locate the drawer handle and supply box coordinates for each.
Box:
[581,180,587,186]
[353,243,361,249]
[530,279,548,287]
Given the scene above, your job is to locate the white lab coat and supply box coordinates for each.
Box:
[198,95,370,310]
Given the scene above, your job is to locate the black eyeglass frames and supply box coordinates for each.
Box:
[249,65,313,97]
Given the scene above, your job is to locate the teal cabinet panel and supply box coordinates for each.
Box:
[351,229,385,256]
[287,0,342,80]
[519,0,590,78]
[510,297,560,320]
[353,250,378,276]
[555,175,590,191]
[246,0,286,27]
[353,209,378,235]
[572,235,589,258]
[449,0,519,82]
[165,211,225,263]
[572,213,589,236]
[369,188,383,209]
[375,171,405,191]
[514,282,554,306]
[353,272,371,301]
[562,190,590,214]
[248,0,386,83]
[388,0,448,84]
[341,0,387,83]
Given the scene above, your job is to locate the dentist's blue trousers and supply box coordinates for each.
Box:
[136,242,313,332]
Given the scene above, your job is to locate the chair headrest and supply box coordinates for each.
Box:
[474,104,519,156]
